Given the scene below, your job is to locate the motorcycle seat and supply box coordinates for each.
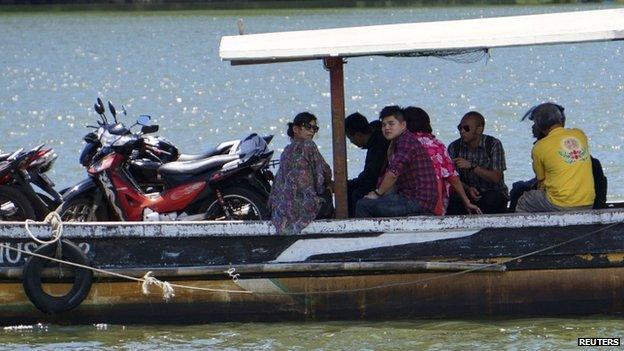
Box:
[177,141,237,162]
[158,154,239,176]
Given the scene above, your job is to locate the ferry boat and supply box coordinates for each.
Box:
[1,8,623,324]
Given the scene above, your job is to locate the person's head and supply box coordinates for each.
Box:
[287,112,319,141]
[458,111,485,144]
[379,105,407,141]
[345,112,372,148]
[522,102,566,139]
[403,106,432,134]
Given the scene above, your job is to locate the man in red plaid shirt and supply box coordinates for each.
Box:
[355,106,438,218]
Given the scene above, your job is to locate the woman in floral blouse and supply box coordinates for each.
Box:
[403,106,481,215]
[268,112,333,234]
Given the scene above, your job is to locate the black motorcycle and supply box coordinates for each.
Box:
[0,145,62,221]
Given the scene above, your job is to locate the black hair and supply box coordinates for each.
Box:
[287,112,317,138]
[462,111,485,127]
[369,120,382,132]
[345,112,371,136]
[379,105,405,122]
[403,106,432,134]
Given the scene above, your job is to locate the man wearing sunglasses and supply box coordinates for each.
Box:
[447,111,509,214]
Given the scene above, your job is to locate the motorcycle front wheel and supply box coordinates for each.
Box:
[203,186,269,221]
[57,194,111,222]
[0,185,36,221]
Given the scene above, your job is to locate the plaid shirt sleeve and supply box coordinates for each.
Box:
[387,134,414,177]
[490,138,507,171]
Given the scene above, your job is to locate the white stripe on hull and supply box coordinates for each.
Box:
[271,231,477,263]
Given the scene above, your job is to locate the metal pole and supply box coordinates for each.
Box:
[324,57,348,219]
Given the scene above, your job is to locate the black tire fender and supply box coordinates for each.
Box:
[22,239,93,314]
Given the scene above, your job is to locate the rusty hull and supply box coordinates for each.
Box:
[0,267,623,324]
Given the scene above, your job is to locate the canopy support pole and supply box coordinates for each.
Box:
[324,57,348,219]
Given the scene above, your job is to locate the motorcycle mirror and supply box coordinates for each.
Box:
[108,101,118,122]
[95,98,107,124]
[94,102,105,115]
[121,105,127,116]
[97,97,105,111]
[141,125,159,134]
[137,115,151,126]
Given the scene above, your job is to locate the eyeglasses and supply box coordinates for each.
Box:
[301,123,320,133]
[457,124,471,132]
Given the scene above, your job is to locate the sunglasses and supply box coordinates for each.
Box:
[457,124,471,132]
[301,122,320,133]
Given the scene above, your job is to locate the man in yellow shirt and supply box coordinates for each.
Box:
[516,103,595,212]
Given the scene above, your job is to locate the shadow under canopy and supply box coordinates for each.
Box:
[219,8,624,218]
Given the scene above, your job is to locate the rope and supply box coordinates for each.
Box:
[25,212,63,245]
[17,214,254,300]
[13,216,619,299]
[0,242,252,297]
[142,271,175,300]
[246,221,622,296]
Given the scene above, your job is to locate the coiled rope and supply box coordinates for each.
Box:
[8,215,619,299]
[25,212,63,245]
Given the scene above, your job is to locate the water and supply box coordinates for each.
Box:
[2,3,624,349]
[0,318,622,350]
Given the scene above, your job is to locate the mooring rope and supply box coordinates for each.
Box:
[0,241,253,298]
[24,212,63,246]
[18,213,254,299]
[281,221,621,296]
[10,217,620,299]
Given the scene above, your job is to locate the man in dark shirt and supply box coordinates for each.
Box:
[447,111,509,214]
[355,106,437,218]
[345,112,390,217]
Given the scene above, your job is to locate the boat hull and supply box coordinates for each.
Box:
[1,267,623,324]
[1,210,624,324]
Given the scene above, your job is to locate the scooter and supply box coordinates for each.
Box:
[58,101,274,222]
[79,98,273,194]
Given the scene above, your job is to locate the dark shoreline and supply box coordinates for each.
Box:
[0,0,616,12]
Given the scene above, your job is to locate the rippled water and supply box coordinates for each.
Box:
[2,4,624,349]
[0,318,623,350]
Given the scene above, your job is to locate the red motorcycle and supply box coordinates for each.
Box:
[58,112,274,222]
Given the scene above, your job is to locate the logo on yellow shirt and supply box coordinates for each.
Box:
[558,137,588,164]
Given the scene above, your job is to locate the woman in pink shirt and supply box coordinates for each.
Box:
[403,107,481,216]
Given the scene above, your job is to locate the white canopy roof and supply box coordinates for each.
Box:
[220,9,624,65]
